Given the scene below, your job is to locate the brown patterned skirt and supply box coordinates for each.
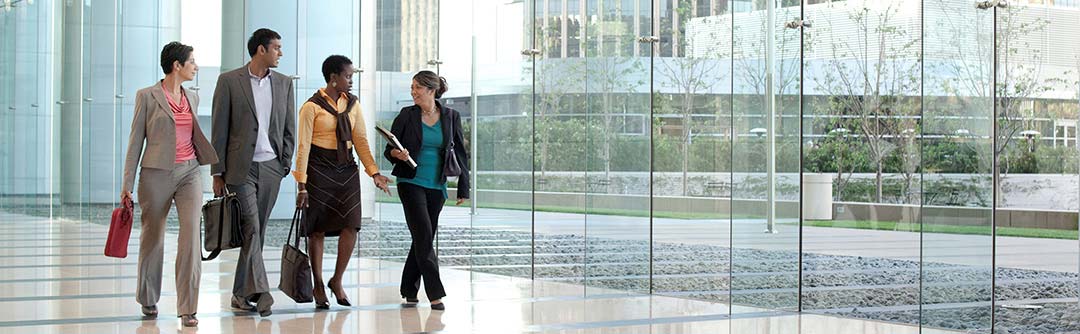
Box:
[301,145,362,237]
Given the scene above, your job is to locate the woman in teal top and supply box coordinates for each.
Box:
[396,119,448,198]
[384,70,470,311]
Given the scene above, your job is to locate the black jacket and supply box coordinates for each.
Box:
[383,101,470,199]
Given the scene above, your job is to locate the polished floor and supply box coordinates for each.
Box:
[0,212,964,334]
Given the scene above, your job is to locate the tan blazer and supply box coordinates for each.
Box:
[122,82,218,193]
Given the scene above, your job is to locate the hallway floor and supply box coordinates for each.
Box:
[0,212,964,333]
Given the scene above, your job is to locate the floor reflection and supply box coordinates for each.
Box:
[398,308,444,333]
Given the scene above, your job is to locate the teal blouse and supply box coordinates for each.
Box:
[397,119,449,198]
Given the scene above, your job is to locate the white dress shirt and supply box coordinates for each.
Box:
[249,67,277,162]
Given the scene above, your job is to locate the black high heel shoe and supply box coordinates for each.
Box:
[328,276,351,307]
[314,282,330,310]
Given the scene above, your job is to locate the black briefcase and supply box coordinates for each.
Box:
[201,191,243,261]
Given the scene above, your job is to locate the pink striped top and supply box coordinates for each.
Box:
[162,83,196,163]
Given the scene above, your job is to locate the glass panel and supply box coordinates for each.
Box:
[991,3,1080,333]
[454,0,535,282]
[0,2,54,214]
[653,0,734,309]
[582,0,651,296]
[730,0,801,314]
[533,0,588,295]
[924,0,994,332]
[800,0,923,324]
[1,4,13,213]
[369,0,441,275]
[78,0,138,225]
[431,0,475,283]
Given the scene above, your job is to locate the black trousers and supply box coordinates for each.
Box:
[398,182,447,301]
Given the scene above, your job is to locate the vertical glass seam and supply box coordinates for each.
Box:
[797,0,805,314]
[990,4,999,333]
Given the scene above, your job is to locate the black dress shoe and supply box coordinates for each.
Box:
[431,302,445,311]
[254,293,274,317]
[230,296,256,312]
[141,305,158,317]
[402,298,419,308]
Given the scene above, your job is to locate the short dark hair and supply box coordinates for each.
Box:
[160,41,193,75]
[413,70,448,99]
[247,28,281,57]
[321,55,352,83]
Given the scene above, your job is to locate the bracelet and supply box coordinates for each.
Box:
[298,190,308,194]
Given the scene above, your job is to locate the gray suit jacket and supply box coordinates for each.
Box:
[211,64,296,184]
[122,83,218,193]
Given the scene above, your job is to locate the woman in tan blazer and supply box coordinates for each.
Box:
[119,42,217,327]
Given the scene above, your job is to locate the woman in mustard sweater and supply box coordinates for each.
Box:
[293,55,391,309]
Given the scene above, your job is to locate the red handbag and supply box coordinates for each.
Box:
[104,198,134,258]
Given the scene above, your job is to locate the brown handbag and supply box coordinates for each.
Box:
[279,208,313,303]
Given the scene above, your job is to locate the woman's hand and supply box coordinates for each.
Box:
[120,191,133,207]
[373,174,392,195]
[455,198,466,206]
[390,148,410,161]
[296,184,308,208]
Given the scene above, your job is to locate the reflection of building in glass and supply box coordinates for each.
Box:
[377,0,438,71]
[450,1,1080,149]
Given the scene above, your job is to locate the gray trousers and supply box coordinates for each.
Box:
[136,159,202,316]
[229,160,283,307]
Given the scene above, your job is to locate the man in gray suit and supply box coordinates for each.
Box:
[211,28,295,317]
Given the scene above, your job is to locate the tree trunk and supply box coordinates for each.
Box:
[681,91,693,197]
[603,93,612,180]
[682,113,691,196]
[836,169,844,201]
[876,160,884,203]
[539,113,549,179]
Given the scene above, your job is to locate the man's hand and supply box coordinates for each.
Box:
[213,176,226,197]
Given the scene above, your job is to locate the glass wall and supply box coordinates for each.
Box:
[2,0,1079,333]
[991,2,1080,332]
[652,0,734,308]
[801,0,926,322]
[730,0,802,314]
[923,0,995,331]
